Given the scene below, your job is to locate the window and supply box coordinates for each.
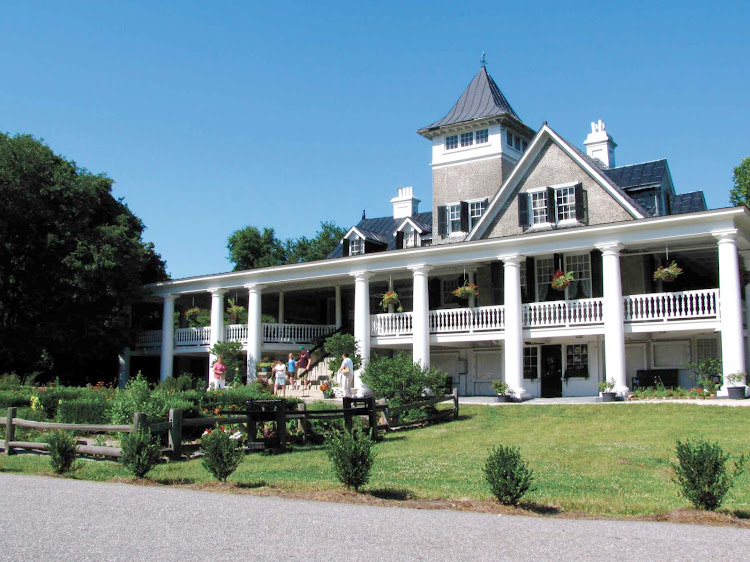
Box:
[447,204,461,234]
[696,338,719,360]
[402,231,419,248]
[446,135,458,150]
[566,344,589,378]
[476,129,488,144]
[468,200,486,230]
[460,132,474,147]
[565,254,592,299]
[441,278,461,306]
[514,137,521,150]
[522,140,528,151]
[349,238,364,256]
[556,186,576,221]
[535,257,554,302]
[506,131,528,152]
[506,130,513,146]
[524,347,538,379]
[531,191,548,224]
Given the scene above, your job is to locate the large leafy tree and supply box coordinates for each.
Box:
[729,156,750,207]
[0,133,167,381]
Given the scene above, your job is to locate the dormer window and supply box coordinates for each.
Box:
[468,200,486,230]
[447,204,461,233]
[349,238,364,255]
[403,232,419,248]
[519,183,585,228]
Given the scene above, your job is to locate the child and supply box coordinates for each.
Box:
[273,359,287,397]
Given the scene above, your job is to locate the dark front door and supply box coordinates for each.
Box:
[541,345,563,398]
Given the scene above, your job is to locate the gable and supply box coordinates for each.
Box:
[481,139,637,239]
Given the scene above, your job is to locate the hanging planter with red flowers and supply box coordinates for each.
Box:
[453,282,479,299]
[653,261,683,283]
[550,270,575,291]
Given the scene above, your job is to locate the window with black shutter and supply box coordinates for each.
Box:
[590,249,603,298]
[342,239,350,257]
[396,231,404,249]
[460,201,469,232]
[546,187,556,223]
[574,183,585,222]
[518,193,530,227]
[437,205,447,236]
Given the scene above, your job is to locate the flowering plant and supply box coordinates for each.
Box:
[380,291,400,311]
[550,270,575,291]
[653,261,683,282]
[184,307,202,321]
[453,282,479,299]
[319,382,329,392]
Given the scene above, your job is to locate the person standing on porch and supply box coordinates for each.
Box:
[296,347,311,387]
[337,353,354,398]
[273,359,287,397]
[208,355,227,391]
[286,352,297,387]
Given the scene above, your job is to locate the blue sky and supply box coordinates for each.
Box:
[2,1,748,279]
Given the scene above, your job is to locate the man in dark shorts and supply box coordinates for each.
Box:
[296,346,311,387]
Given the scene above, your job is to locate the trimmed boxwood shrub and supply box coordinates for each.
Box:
[0,389,33,408]
[200,427,245,482]
[121,428,162,478]
[47,430,79,474]
[325,429,376,491]
[484,445,535,506]
[361,352,448,407]
[57,398,110,425]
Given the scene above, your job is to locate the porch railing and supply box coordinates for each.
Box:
[175,326,211,346]
[522,298,604,328]
[371,312,414,336]
[430,305,505,333]
[261,323,336,343]
[623,289,719,322]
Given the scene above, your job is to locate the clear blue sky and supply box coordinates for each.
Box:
[2,1,748,279]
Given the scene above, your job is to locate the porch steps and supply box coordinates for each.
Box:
[284,388,325,399]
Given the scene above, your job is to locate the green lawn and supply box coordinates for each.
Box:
[2,404,748,517]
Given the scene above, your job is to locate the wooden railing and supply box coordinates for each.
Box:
[623,289,719,323]
[522,298,604,328]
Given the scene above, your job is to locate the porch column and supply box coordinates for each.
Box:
[118,348,131,389]
[278,291,285,325]
[468,271,476,308]
[715,230,745,393]
[501,255,527,398]
[744,260,750,376]
[352,271,372,396]
[245,284,266,384]
[208,288,226,381]
[159,294,176,382]
[335,285,342,329]
[410,264,432,368]
[598,243,627,394]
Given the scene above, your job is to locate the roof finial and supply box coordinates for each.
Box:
[480,52,486,68]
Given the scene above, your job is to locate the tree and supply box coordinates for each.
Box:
[303,221,346,262]
[227,226,286,271]
[0,133,167,381]
[729,156,750,207]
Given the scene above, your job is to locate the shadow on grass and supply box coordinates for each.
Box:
[367,488,415,501]
[732,510,750,520]
[517,501,561,515]
[236,480,270,489]
[155,477,198,485]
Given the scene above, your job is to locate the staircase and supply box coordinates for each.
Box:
[285,357,334,399]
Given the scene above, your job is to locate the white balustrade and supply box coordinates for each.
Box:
[135,330,162,348]
[224,324,247,343]
[430,305,506,333]
[623,289,719,322]
[371,312,414,336]
[522,298,604,328]
[174,326,211,346]
[262,323,336,343]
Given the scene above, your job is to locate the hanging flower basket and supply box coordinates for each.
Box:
[653,261,683,283]
[380,291,400,311]
[184,307,202,322]
[453,282,479,299]
[550,270,575,291]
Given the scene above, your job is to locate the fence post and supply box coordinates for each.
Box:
[452,388,459,419]
[343,397,353,432]
[276,400,287,452]
[5,407,16,455]
[168,408,183,460]
[246,402,256,445]
[366,396,378,441]
[133,412,148,433]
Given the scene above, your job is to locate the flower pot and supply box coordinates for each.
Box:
[727,386,746,400]
[660,272,675,282]
[551,280,569,291]
[600,392,616,402]
[496,394,511,403]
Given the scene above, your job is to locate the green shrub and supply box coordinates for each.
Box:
[325,429,376,491]
[57,398,109,425]
[200,427,245,482]
[0,373,22,389]
[209,341,246,384]
[110,374,199,424]
[673,438,746,510]
[484,445,535,506]
[0,389,33,408]
[198,383,274,412]
[121,429,162,478]
[361,352,448,407]
[324,333,361,375]
[46,430,79,474]
[36,387,85,418]
[159,374,195,393]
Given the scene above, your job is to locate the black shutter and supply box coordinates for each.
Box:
[547,187,556,223]
[342,240,350,257]
[590,249,603,298]
[518,193,530,227]
[364,241,381,254]
[574,183,585,222]
[525,257,535,303]
[491,261,504,305]
[428,278,441,309]
[460,201,469,232]
[437,206,447,236]
[396,231,404,249]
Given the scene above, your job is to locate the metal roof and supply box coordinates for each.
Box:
[671,191,707,214]
[418,66,521,133]
[603,159,668,190]
[328,212,433,258]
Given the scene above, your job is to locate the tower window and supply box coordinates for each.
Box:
[475,129,488,144]
[447,204,461,233]
[468,200,486,230]
[460,132,474,147]
[445,135,458,150]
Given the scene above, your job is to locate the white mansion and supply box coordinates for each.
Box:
[130,64,749,398]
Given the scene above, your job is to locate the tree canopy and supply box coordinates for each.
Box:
[0,133,167,381]
[729,156,750,207]
[227,220,346,271]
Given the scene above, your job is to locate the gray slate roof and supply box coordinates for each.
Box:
[603,159,668,191]
[419,66,520,132]
[328,212,433,258]
[671,191,707,214]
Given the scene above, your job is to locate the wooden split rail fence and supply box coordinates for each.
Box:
[1,389,459,459]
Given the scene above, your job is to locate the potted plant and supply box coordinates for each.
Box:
[598,378,616,402]
[184,306,202,324]
[380,291,400,312]
[653,261,683,282]
[550,270,575,291]
[453,282,479,300]
[320,381,334,399]
[725,372,747,400]
[492,380,514,403]
[226,298,246,324]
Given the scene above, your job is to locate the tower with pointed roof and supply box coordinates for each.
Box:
[418,63,535,243]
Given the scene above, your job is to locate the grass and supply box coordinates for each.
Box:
[2,404,748,518]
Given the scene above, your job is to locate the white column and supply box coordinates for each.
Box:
[410,264,432,368]
[599,243,627,394]
[278,291,285,325]
[501,255,527,398]
[118,348,131,389]
[745,281,750,378]
[334,285,342,329]
[468,271,476,308]
[352,271,372,396]
[208,288,226,383]
[715,231,745,393]
[159,294,176,382]
[245,284,265,384]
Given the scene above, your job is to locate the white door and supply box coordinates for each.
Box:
[474,349,503,396]
[625,343,647,389]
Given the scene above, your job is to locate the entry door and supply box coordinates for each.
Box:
[541,345,563,397]
[625,343,647,389]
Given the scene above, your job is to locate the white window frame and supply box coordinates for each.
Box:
[475,129,489,144]
[524,346,539,380]
[349,238,364,256]
[402,231,420,248]
[446,203,462,234]
[445,135,458,150]
[467,199,486,230]
[528,188,549,226]
[556,185,576,222]
[564,253,592,299]
[527,182,581,228]
[460,131,474,147]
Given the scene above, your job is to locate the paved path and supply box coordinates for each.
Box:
[0,473,747,561]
